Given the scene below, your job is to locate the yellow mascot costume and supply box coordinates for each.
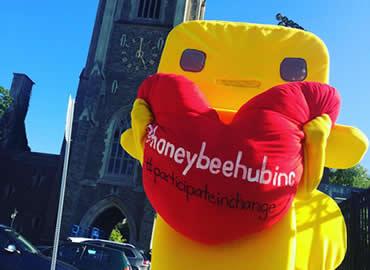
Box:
[121,21,368,270]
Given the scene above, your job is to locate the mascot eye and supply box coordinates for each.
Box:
[280,58,307,81]
[180,49,206,72]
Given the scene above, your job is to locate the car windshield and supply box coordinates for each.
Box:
[84,241,136,258]
[77,245,128,270]
[5,229,39,254]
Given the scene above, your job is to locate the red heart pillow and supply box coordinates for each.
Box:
[137,73,340,244]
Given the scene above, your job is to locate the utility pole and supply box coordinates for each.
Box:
[50,96,75,270]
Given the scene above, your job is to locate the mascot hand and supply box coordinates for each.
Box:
[298,114,331,197]
[120,99,153,164]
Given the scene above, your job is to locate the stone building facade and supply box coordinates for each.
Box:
[61,0,206,250]
[0,74,62,245]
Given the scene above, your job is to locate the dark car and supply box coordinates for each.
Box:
[42,242,131,270]
[82,239,150,270]
[0,225,78,270]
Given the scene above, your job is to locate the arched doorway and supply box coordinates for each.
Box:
[79,197,137,244]
[90,206,129,241]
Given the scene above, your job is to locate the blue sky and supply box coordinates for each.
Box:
[1,1,370,171]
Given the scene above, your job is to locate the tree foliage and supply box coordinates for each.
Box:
[0,86,12,118]
[329,164,370,189]
[109,222,128,243]
[109,226,125,243]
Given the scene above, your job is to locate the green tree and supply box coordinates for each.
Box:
[329,164,370,189]
[0,86,12,118]
[109,226,125,243]
[109,222,128,243]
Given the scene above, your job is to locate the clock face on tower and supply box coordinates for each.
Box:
[119,33,166,72]
[104,26,169,96]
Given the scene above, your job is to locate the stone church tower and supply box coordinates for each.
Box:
[62,0,205,250]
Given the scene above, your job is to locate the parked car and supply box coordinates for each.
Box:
[143,249,151,262]
[36,245,52,252]
[66,237,92,243]
[81,239,150,270]
[42,242,131,270]
[0,224,78,270]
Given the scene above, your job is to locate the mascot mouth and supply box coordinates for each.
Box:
[215,79,261,88]
[136,73,340,244]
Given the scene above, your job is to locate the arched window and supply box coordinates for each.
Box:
[137,0,161,19]
[105,114,138,178]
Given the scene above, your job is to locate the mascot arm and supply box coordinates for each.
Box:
[325,124,369,169]
[296,114,348,270]
[297,114,331,196]
[120,99,153,164]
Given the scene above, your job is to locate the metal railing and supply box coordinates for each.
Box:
[338,188,370,270]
